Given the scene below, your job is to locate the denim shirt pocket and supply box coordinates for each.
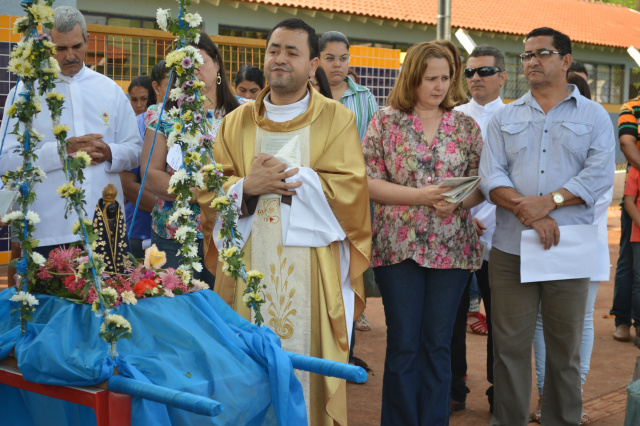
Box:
[560,122,592,153]
[502,121,529,154]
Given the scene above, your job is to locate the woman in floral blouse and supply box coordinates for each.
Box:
[141,31,249,286]
[362,41,484,426]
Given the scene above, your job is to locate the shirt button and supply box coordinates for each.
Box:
[539,193,543,196]
[544,130,548,133]
[541,170,544,174]
[543,149,546,153]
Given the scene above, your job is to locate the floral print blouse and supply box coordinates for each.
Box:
[143,97,250,240]
[362,107,483,270]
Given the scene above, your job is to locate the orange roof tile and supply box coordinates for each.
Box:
[242,0,640,49]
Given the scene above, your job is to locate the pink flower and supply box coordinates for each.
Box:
[463,242,470,257]
[440,256,453,269]
[158,268,182,291]
[181,57,194,69]
[446,142,457,154]
[397,226,409,241]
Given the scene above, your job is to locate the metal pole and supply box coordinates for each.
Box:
[437,0,452,40]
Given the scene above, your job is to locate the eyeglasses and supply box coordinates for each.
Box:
[519,49,565,63]
[464,66,502,78]
[322,55,350,64]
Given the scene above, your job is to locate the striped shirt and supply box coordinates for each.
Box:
[619,96,640,152]
[340,77,379,142]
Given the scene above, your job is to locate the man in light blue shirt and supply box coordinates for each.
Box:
[479,27,614,426]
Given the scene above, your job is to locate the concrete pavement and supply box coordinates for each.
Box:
[347,206,637,426]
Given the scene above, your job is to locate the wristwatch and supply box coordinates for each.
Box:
[551,191,564,208]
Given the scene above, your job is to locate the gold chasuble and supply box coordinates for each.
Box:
[198,85,371,426]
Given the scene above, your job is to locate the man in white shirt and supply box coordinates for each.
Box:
[0,6,142,256]
[203,18,371,426]
[451,44,506,414]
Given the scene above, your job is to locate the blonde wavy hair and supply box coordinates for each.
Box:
[387,42,456,113]
[434,39,468,106]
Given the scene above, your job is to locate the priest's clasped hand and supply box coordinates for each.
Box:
[243,153,302,197]
[67,133,112,165]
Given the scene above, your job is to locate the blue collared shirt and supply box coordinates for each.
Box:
[479,85,615,255]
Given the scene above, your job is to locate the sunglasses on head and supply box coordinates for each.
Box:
[464,66,502,78]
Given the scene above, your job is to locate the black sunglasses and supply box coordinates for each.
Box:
[464,66,502,78]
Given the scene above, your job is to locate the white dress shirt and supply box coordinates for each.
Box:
[455,97,505,261]
[0,65,142,246]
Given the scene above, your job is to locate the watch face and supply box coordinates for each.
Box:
[554,194,563,203]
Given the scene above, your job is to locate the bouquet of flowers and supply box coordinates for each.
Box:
[30,244,208,307]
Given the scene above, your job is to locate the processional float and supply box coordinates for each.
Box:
[0,1,365,425]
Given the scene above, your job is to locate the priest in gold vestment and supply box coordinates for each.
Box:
[198,18,371,426]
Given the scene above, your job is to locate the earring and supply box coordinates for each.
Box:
[156,92,160,96]
[217,72,221,85]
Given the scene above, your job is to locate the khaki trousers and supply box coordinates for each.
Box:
[489,248,589,426]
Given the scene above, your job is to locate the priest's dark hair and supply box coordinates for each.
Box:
[194,30,240,114]
[267,18,319,59]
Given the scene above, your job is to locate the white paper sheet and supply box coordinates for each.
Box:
[520,224,597,283]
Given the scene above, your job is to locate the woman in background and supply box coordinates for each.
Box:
[233,65,264,100]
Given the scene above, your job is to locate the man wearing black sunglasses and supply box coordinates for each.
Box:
[450,44,507,416]
[479,27,614,426]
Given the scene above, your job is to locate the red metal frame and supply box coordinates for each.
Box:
[0,364,130,426]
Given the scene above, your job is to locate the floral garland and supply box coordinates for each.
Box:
[155,0,266,324]
[2,1,131,356]
[2,0,58,334]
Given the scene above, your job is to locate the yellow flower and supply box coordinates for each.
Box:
[46,91,64,101]
[72,219,93,234]
[28,3,55,24]
[246,270,264,280]
[7,105,17,117]
[75,151,92,167]
[56,181,78,198]
[91,299,101,313]
[53,124,70,136]
[165,50,186,68]
[181,110,192,122]
[12,17,27,34]
[144,244,167,269]
[210,196,230,209]
[184,151,201,165]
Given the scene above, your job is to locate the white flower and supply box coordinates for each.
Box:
[164,288,175,298]
[168,206,192,224]
[182,244,198,257]
[121,291,137,305]
[173,225,194,241]
[242,292,251,304]
[2,211,24,223]
[168,169,189,186]
[192,262,203,273]
[194,32,201,44]
[31,252,46,266]
[167,129,179,148]
[193,171,204,189]
[156,8,170,31]
[168,107,181,117]
[105,314,131,331]
[191,279,209,291]
[169,87,183,101]
[25,211,40,224]
[184,13,202,28]
[10,291,39,306]
[101,287,117,297]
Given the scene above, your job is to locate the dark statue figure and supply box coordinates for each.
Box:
[92,184,132,274]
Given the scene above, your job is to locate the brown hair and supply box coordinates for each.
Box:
[434,39,467,106]
[386,42,456,113]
